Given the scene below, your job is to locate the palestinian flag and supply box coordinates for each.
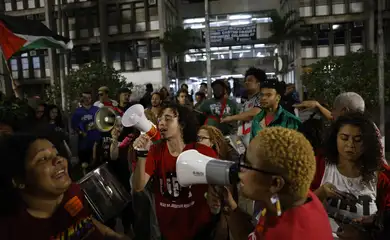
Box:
[0,14,73,60]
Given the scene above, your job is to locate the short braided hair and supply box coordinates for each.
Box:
[251,127,316,199]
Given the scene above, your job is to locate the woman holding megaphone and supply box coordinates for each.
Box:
[132,104,219,240]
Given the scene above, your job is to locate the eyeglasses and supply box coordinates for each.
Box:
[238,152,280,175]
[98,93,104,96]
[197,136,210,142]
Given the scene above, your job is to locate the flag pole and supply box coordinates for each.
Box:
[0,52,22,99]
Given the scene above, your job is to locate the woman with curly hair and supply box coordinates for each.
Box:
[197,125,239,162]
[208,127,333,239]
[197,125,240,240]
[132,103,217,240]
[311,112,384,238]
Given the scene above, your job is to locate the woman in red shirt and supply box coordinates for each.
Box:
[0,134,129,240]
[208,127,333,240]
[132,104,217,240]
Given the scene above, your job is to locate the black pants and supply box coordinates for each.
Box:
[78,148,93,164]
[105,202,134,234]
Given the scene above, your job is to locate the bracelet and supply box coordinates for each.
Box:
[136,150,148,158]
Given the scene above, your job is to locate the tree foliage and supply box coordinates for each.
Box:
[0,94,34,131]
[161,26,202,57]
[46,62,131,111]
[302,50,390,110]
[267,10,311,44]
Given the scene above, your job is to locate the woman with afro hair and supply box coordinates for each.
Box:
[207,127,333,240]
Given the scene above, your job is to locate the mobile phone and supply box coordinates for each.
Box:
[328,213,367,232]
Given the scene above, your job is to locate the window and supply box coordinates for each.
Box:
[91,10,99,28]
[333,23,346,45]
[137,45,147,58]
[151,39,160,57]
[10,59,18,71]
[317,24,330,45]
[301,25,315,47]
[299,0,312,7]
[21,58,29,70]
[108,5,119,26]
[149,7,158,21]
[120,4,132,23]
[32,57,40,69]
[78,14,88,29]
[351,21,363,44]
[135,8,145,23]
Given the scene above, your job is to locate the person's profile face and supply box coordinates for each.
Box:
[98,91,108,101]
[158,108,180,140]
[120,92,130,104]
[178,93,187,105]
[212,84,224,99]
[197,129,212,147]
[260,88,278,109]
[245,75,259,91]
[22,139,71,198]
[151,94,161,107]
[36,106,45,119]
[239,145,268,201]
[81,93,92,105]
[336,124,363,162]
[49,108,58,120]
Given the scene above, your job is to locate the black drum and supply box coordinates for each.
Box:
[78,163,131,222]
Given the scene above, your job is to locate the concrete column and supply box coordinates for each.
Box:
[158,0,168,87]
[367,0,375,51]
[99,0,109,63]
[0,59,12,96]
[45,0,57,86]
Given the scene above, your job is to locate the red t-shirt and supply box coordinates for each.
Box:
[248,191,333,240]
[145,142,217,240]
[264,114,274,126]
[0,183,105,240]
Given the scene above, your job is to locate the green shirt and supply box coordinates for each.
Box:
[199,98,239,136]
[250,106,301,140]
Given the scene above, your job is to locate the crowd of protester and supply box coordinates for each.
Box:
[0,67,389,240]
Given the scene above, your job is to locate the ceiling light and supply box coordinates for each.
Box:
[228,14,252,20]
[183,18,205,24]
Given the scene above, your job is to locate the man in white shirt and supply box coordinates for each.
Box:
[93,86,118,108]
[220,67,266,147]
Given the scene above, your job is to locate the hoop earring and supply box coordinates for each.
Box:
[270,194,282,216]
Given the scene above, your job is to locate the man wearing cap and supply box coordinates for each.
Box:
[250,78,301,140]
[199,79,239,136]
[94,86,119,108]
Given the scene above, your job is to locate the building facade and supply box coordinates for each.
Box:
[179,0,280,93]
[281,0,390,85]
[0,0,178,98]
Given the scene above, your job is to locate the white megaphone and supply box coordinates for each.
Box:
[121,104,161,141]
[176,150,239,187]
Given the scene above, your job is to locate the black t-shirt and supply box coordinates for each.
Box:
[96,132,112,162]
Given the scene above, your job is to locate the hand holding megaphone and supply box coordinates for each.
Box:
[122,104,161,142]
[133,134,152,151]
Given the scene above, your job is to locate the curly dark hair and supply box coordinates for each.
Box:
[325,112,382,184]
[244,67,267,83]
[159,103,199,144]
[46,104,65,128]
